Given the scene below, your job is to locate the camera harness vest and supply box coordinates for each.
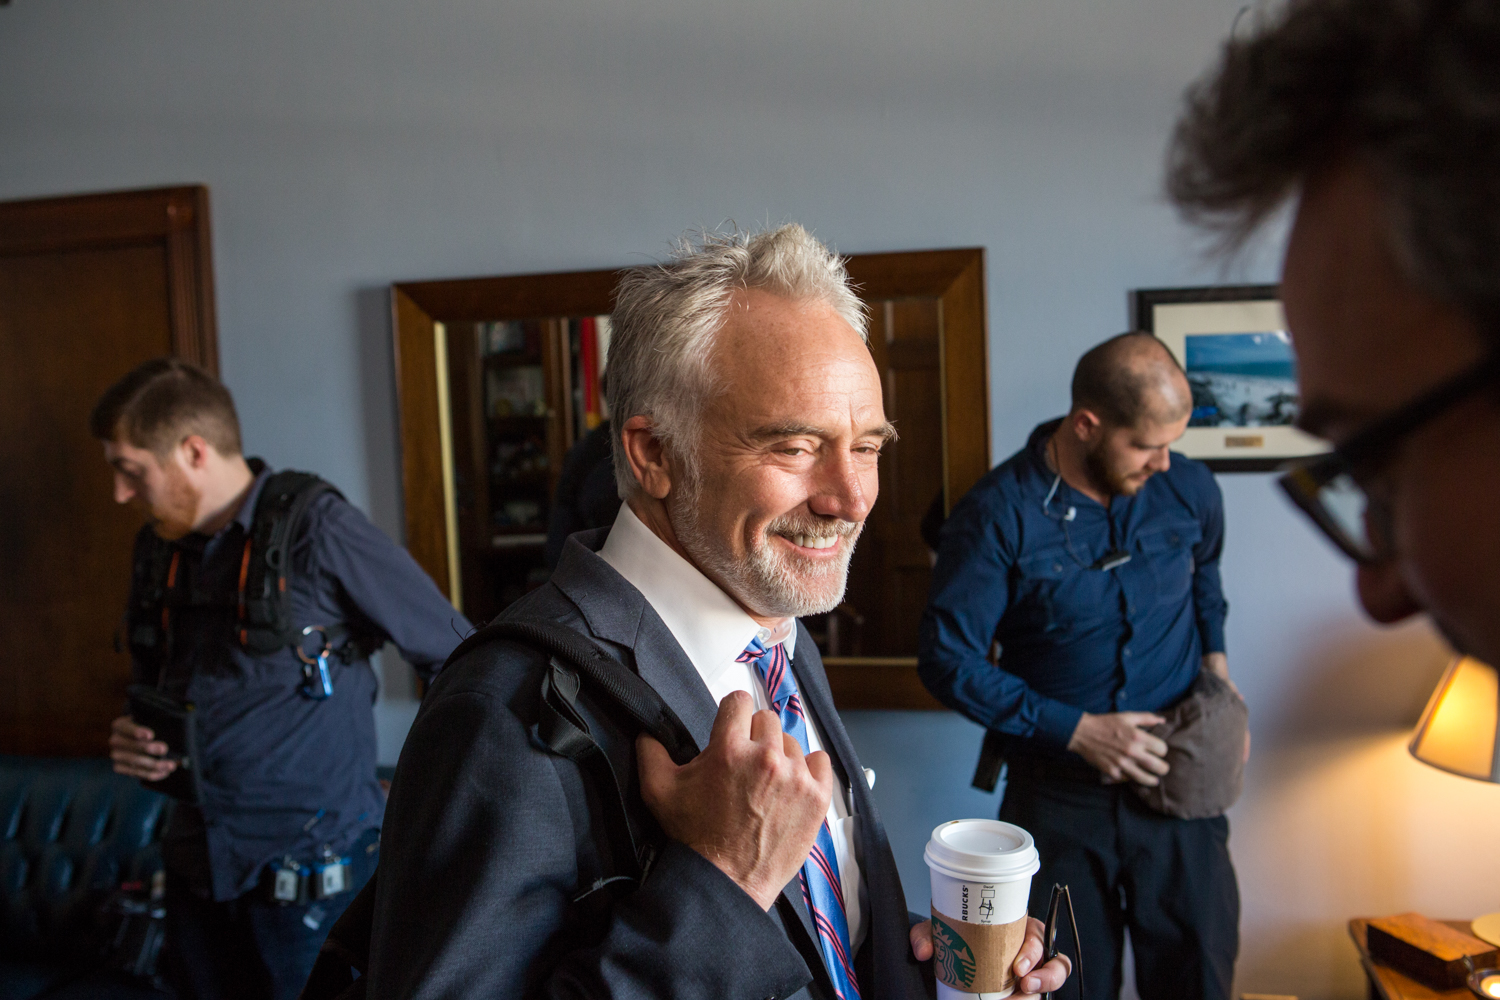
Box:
[125,463,364,698]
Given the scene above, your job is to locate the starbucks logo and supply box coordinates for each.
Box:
[930,914,977,990]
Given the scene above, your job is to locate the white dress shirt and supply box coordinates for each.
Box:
[599,504,868,951]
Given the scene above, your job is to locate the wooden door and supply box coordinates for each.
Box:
[0,187,217,756]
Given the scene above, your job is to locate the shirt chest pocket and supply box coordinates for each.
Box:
[1134,520,1202,607]
[1013,546,1114,632]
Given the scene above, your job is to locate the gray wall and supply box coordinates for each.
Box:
[4,3,1487,997]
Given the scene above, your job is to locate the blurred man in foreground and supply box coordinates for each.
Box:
[1168,0,1500,669]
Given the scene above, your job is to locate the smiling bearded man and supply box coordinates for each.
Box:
[660,287,871,620]
[673,471,865,618]
[918,331,1239,1000]
[364,226,1073,1000]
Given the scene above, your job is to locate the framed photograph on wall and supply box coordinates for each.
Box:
[1132,284,1330,472]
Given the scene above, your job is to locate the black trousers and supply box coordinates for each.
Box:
[162,828,379,1000]
[999,765,1239,1000]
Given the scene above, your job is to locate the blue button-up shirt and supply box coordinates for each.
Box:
[917,420,1227,760]
[137,462,471,901]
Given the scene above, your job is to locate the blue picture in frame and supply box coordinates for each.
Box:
[1131,284,1329,471]
[1184,331,1299,428]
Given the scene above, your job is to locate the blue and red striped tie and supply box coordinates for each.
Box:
[737,636,862,1000]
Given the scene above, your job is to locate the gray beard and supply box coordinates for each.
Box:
[668,476,862,619]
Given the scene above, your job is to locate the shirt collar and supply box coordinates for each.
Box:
[229,459,274,536]
[1027,417,1125,515]
[182,460,271,556]
[597,504,797,689]
[1026,418,1066,483]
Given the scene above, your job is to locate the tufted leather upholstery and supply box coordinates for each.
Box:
[0,755,170,998]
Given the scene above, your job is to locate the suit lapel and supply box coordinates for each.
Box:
[550,530,721,748]
[630,609,721,748]
[551,533,859,996]
[778,858,819,968]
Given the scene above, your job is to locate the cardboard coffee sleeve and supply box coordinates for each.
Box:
[925,820,1041,1000]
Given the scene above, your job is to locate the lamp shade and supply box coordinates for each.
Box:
[1409,656,1500,782]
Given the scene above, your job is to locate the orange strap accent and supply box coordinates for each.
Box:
[236,537,253,626]
[161,550,182,633]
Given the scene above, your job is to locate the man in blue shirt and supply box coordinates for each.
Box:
[94,358,471,1000]
[919,332,1238,1000]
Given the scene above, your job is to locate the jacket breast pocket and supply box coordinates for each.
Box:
[1136,521,1202,607]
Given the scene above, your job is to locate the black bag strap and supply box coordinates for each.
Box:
[238,468,343,654]
[298,616,700,1000]
[478,618,698,896]
[971,728,1007,793]
[462,618,699,767]
[122,528,182,678]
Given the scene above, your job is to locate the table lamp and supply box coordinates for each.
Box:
[1408,655,1500,979]
[1409,656,1500,783]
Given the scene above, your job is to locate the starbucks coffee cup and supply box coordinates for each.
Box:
[924,820,1040,1000]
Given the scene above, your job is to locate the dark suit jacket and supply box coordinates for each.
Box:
[368,528,930,999]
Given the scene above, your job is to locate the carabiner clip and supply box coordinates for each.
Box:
[297,626,336,699]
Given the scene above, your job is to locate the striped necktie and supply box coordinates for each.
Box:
[737,636,862,1000]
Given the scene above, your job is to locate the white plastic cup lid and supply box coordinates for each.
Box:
[924,819,1040,882]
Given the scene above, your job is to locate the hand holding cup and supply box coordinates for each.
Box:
[926,819,1052,999]
[911,917,1071,997]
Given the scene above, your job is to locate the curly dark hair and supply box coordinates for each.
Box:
[1167,0,1500,340]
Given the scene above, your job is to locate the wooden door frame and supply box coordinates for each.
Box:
[0,186,218,372]
[830,247,990,709]
[843,247,990,519]
[391,270,619,600]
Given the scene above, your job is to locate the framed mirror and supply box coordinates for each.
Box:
[392,247,990,709]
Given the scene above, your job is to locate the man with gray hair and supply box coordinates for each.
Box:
[365,225,1071,999]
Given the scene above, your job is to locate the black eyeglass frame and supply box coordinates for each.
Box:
[1278,353,1500,563]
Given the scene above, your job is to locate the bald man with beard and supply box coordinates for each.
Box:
[919,332,1239,1000]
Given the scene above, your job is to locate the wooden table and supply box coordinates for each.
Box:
[1349,919,1481,999]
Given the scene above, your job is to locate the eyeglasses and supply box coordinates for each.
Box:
[1278,354,1500,563]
